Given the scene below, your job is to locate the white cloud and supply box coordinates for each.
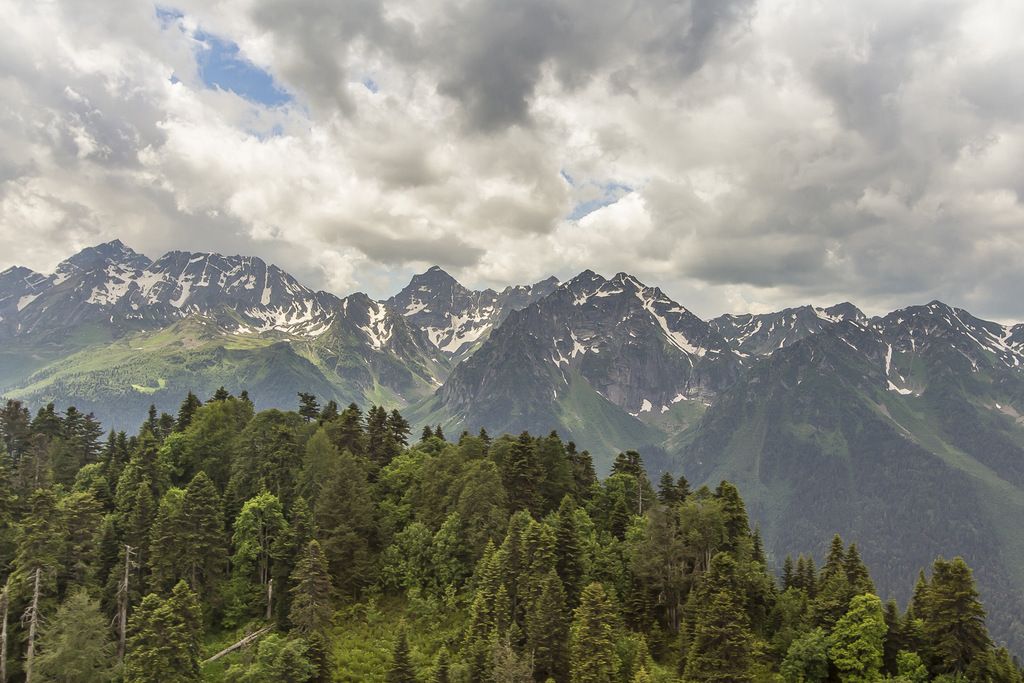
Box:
[1,0,1024,320]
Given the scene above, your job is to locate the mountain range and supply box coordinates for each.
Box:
[2,240,1023,652]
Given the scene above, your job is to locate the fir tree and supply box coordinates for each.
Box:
[387,627,418,683]
[297,393,320,422]
[684,553,754,683]
[921,557,990,676]
[289,540,333,636]
[569,582,618,683]
[175,392,202,432]
[527,569,569,681]
[34,588,115,683]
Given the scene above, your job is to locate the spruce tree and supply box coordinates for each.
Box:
[684,553,754,683]
[569,582,618,683]
[555,496,585,608]
[297,393,320,422]
[181,471,226,607]
[175,392,202,432]
[387,627,418,683]
[657,472,679,505]
[921,557,990,676]
[289,540,333,636]
[432,647,451,683]
[527,569,569,681]
[123,581,203,683]
[34,588,115,683]
[314,449,376,597]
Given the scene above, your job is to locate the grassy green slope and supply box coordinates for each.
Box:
[3,318,346,429]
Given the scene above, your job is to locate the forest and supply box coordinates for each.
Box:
[0,390,1020,682]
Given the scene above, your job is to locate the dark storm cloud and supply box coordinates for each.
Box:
[434,0,755,131]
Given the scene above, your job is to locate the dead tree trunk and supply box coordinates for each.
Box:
[1,578,9,683]
[265,578,273,621]
[24,569,40,683]
[117,545,135,662]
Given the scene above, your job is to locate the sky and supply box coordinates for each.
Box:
[1,0,1023,321]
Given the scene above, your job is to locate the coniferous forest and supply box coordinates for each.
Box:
[0,391,1020,683]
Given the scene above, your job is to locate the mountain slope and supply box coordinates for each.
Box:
[675,313,1024,653]
[710,303,866,356]
[425,270,742,465]
[387,266,558,361]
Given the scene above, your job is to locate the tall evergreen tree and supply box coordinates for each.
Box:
[297,393,320,422]
[386,627,418,683]
[527,569,569,681]
[35,588,115,683]
[684,553,754,683]
[569,582,618,683]
[175,392,203,432]
[921,557,990,676]
[123,581,203,683]
[314,450,376,598]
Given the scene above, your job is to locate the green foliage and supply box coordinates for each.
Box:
[780,627,829,683]
[35,588,115,683]
[124,581,203,683]
[0,393,1018,683]
[570,582,619,683]
[827,593,886,683]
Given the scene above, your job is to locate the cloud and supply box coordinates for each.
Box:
[0,0,1023,321]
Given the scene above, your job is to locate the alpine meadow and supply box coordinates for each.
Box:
[3,0,1024,681]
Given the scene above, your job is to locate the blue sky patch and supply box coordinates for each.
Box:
[157,6,292,107]
[568,182,633,221]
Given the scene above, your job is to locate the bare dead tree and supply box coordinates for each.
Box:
[265,578,273,621]
[0,577,9,683]
[23,569,40,683]
[117,545,136,662]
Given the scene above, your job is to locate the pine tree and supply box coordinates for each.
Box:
[569,582,618,683]
[387,627,418,683]
[684,553,754,683]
